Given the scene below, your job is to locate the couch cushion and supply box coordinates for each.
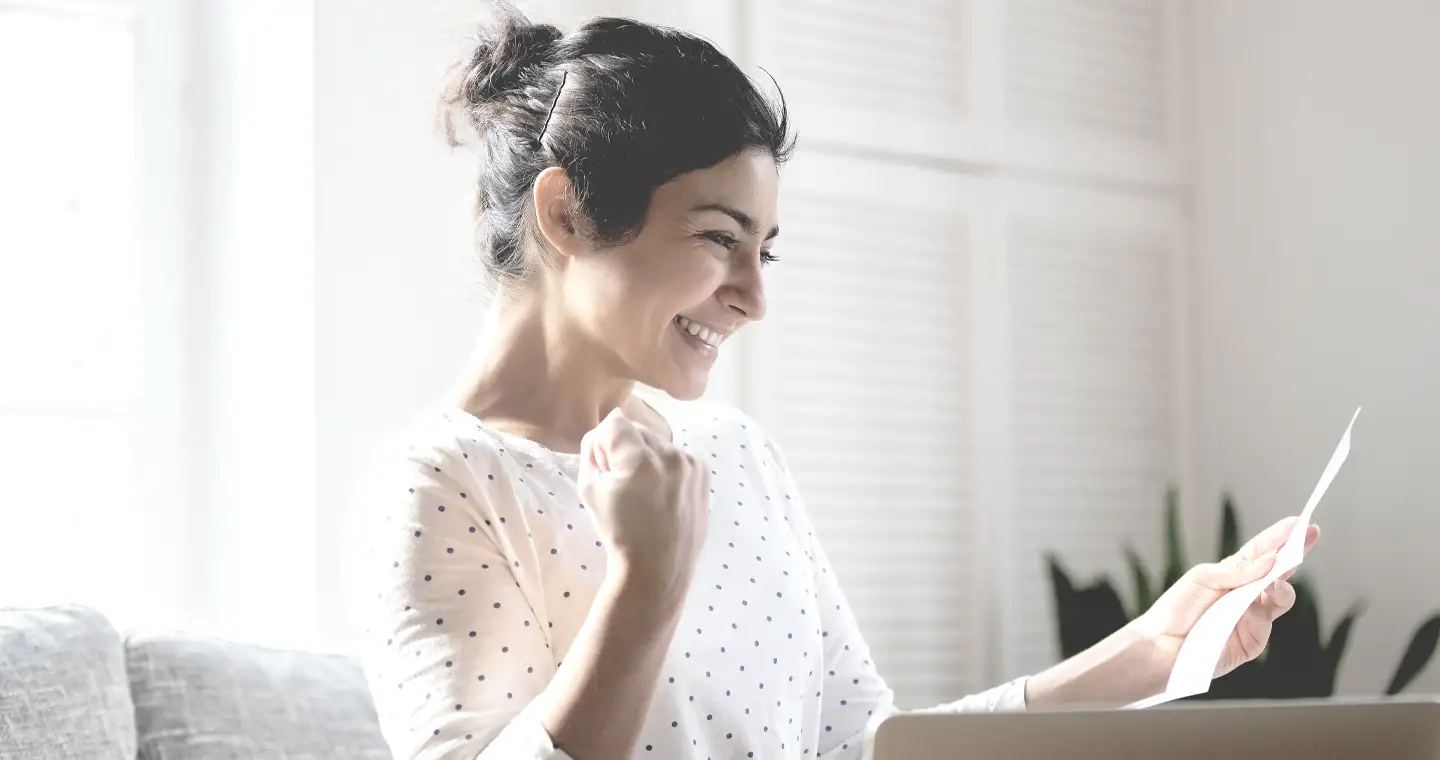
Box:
[0,605,138,760]
[127,634,390,759]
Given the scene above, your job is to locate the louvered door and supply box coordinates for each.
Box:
[992,181,1188,679]
[745,150,994,708]
[746,0,1003,161]
[997,0,1185,183]
[746,0,1182,182]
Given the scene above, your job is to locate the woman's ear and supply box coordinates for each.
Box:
[533,166,581,258]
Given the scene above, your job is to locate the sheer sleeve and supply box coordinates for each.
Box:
[349,441,574,760]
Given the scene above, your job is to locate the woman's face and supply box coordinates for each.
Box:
[551,150,781,401]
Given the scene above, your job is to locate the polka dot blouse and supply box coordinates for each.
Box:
[349,393,1028,760]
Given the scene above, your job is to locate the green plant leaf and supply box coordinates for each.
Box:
[1204,659,1265,700]
[1047,553,1075,598]
[1386,614,1440,695]
[1047,554,1081,658]
[1219,492,1241,559]
[1262,576,1329,697]
[1048,553,1132,659]
[1071,577,1131,656]
[1323,605,1363,694]
[1163,486,1185,590]
[1124,545,1154,615]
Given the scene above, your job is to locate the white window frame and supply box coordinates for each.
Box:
[0,0,192,627]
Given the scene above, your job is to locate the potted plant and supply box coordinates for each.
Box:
[1046,488,1440,698]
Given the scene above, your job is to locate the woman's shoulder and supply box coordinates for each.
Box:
[361,406,494,479]
[646,391,767,443]
[349,406,524,529]
[644,391,795,472]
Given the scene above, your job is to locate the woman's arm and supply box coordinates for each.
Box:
[1020,624,1163,708]
[529,563,689,759]
[353,448,690,760]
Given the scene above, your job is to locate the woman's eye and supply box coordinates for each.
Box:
[702,231,740,251]
[760,250,780,265]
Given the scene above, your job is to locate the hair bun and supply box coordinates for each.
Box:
[440,6,562,144]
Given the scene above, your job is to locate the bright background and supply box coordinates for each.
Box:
[3,0,1439,708]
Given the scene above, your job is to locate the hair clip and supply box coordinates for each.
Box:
[538,70,567,144]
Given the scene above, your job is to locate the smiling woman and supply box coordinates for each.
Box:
[429,5,791,407]
[345,5,1313,760]
[522,150,780,402]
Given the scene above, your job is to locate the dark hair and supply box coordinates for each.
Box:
[439,4,795,288]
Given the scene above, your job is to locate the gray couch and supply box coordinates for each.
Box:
[0,605,393,759]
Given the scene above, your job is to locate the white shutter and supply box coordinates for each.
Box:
[992,182,1188,678]
[997,0,1185,183]
[529,0,742,54]
[745,151,993,709]
[744,0,1183,183]
[746,0,1004,161]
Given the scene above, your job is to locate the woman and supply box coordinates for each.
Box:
[349,8,1317,760]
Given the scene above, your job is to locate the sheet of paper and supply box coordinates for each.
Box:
[1125,406,1361,709]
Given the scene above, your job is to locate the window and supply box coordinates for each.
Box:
[0,3,184,628]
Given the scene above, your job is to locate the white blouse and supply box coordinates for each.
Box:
[348,392,1028,760]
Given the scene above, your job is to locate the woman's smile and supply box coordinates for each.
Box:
[672,314,728,362]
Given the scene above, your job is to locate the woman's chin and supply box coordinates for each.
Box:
[652,368,709,402]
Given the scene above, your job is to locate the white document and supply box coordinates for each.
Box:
[1126,407,1362,710]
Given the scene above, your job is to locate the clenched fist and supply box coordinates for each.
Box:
[578,408,710,596]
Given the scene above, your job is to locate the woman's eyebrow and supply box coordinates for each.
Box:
[692,203,780,241]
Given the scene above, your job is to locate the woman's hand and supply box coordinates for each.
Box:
[1133,517,1321,679]
[578,408,710,599]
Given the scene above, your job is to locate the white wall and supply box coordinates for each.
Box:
[313,0,482,645]
[1192,0,1440,694]
[176,0,319,647]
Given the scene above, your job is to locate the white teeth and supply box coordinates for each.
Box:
[675,316,724,348]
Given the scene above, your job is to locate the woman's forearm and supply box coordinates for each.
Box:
[1022,622,1167,708]
[529,562,691,760]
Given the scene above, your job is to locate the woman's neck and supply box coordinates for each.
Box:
[450,294,661,455]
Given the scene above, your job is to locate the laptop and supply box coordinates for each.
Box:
[869,695,1440,760]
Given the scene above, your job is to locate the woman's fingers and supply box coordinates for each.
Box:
[1237,517,1300,560]
[1189,551,1277,591]
[1229,521,1321,579]
[629,420,670,451]
[1227,580,1297,669]
[580,428,600,471]
[1268,580,1297,618]
[593,407,652,469]
[1273,527,1321,582]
